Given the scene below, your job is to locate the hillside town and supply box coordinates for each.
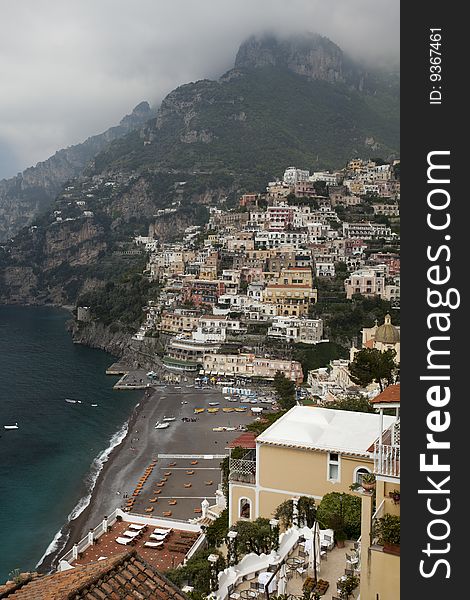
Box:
[82,157,400,400]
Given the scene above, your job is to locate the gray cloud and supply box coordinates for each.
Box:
[0,0,399,179]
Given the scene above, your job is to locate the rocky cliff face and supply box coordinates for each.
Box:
[235,33,363,87]
[0,102,153,242]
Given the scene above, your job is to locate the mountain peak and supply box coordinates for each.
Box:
[235,32,348,84]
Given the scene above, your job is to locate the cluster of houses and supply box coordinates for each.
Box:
[100,158,400,390]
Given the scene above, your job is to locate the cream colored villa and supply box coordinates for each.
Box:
[228,405,395,526]
[359,384,400,600]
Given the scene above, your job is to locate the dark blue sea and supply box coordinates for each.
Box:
[0,306,139,582]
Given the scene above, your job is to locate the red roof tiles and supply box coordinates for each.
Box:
[0,551,187,600]
[370,384,400,404]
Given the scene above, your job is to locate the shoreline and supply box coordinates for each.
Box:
[39,387,152,573]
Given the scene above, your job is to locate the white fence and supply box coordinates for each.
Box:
[58,508,202,570]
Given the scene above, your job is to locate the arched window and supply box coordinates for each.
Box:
[354,467,371,485]
[239,497,251,519]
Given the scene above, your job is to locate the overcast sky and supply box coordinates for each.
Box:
[0,0,399,180]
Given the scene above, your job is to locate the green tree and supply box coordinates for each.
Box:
[274,496,317,529]
[204,509,229,547]
[233,518,277,555]
[316,492,362,540]
[273,371,296,410]
[320,394,375,413]
[349,348,398,392]
[166,548,225,595]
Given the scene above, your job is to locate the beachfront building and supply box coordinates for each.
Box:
[359,385,400,600]
[163,337,220,372]
[202,353,303,385]
[228,406,395,526]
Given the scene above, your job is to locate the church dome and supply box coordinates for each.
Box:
[375,314,400,344]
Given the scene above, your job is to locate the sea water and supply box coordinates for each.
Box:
[0,306,139,581]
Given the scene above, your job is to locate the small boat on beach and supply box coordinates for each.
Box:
[4,423,18,430]
[162,417,176,422]
[223,407,235,413]
[234,407,247,413]
[194,408,205,414]
[208,402,220,406]
[207,408,219,414]
[155,422,170,429]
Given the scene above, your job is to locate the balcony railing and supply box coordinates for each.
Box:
[229,451,256,484]
[374,442,400,479]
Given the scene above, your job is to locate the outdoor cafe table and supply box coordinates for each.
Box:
[286,557,303,567]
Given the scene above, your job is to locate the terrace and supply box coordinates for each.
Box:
[59,510,204,573]
[217,526,360,600]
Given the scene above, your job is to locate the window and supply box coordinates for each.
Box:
[354,467,371,485]
[239,498,251,519]
[328,453,340,481]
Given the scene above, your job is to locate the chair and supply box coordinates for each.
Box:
[320,549,328,561]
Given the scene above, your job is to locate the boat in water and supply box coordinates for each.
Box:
[65,399,77,404]
[4,423,18,430]
[91,404,98,407]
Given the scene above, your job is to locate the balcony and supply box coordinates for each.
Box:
[374,442,400,479]
[229,450,256,484]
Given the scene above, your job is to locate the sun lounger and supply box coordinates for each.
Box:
[184,483,192,488]
[116,537,133,545]
[128,524,145,531]
[144,541,164,548]
[163,511,172,517]
[150,534,167,541]
[186,470,195,475]
[156,482,165,487]
[205,480,213,485]
[122,530,140,538]
[145,507,154,512]
[153,527,171,534]
[168,500,177,505]
[190,460,198,465]
[168,462,176,467]
[164,472,172,476]
[150,498,158,503]
[154,489,162,494]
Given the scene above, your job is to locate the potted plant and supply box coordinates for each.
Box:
[375,514,400,555]
[361,473,376,491]
[337,574,359,599]
[335,529,347,548]
[389,489,400,504]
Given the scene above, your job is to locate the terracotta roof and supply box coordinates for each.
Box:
[0,551,187,600]
[227,432,257,449]
[370,384,400,404]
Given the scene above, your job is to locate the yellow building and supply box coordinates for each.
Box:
[359,384,400,600]
[228,406,395,526]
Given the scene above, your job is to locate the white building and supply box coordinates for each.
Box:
[344,267,386,299]
[267,316,324,344]
[283,167,310,185]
